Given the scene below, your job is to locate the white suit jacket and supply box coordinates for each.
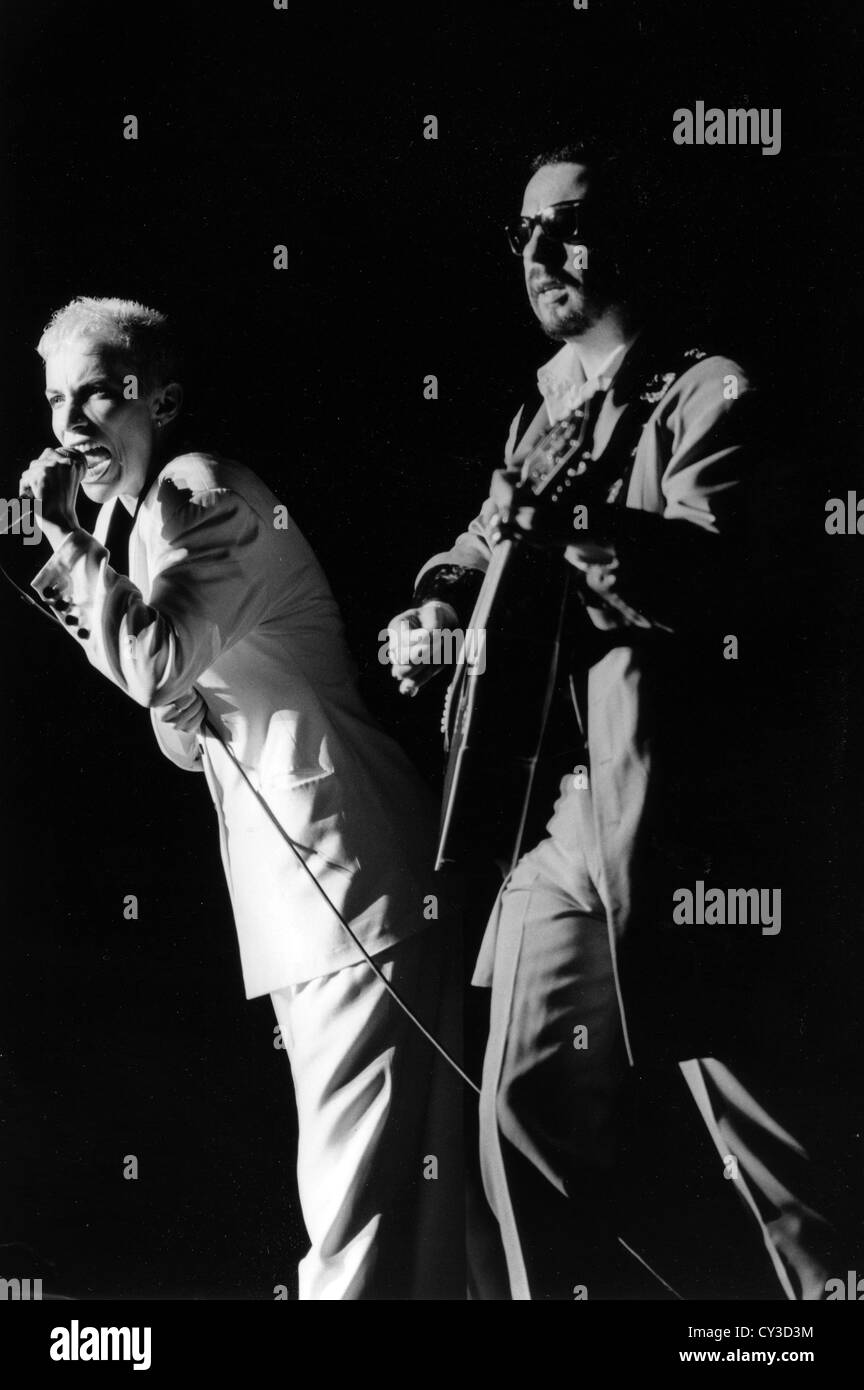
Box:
[32,453,438,996]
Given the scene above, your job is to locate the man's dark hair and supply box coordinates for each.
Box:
[529,137,659,228]
[529,137,625,176]
[527,136,671,311]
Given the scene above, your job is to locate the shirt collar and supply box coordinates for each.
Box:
[118,457,164,516]
[537,332,640,424]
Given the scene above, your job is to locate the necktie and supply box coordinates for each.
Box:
[104,499,136,578]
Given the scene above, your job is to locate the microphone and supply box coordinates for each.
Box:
[20,446,86,499]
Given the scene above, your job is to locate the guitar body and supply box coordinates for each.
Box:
[436,541,569,869]
[435,396,601,871]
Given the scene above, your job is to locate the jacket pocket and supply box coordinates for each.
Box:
[257,712,359,870]
[258,769,360,873]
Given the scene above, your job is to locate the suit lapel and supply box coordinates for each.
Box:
[592,383,634,460]
[508,399,551,467]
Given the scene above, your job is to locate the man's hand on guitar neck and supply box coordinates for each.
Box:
[387,600,460,697]
[490,468,616,569]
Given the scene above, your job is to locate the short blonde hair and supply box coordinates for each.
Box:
[37,297,180,390]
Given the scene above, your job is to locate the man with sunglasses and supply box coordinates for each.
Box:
[388,141,845,1299]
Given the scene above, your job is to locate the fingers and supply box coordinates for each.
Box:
[387,615,437,680]
[416,599,459,630]
[491,500,541,546]
[397,665,444,696]
[490,468,542,544]
[155,690,207,733]
[19,450,84,499]
[18,452,85,528]
[490,464,579,548]
[489,468,517,518]
[386,601,460,693]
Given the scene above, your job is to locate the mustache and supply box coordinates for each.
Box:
[529,272,582,294]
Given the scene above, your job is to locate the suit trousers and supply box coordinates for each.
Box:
[270,922,463,1300]
[474,783,844,1300]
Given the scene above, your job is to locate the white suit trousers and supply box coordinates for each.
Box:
[270,923,463,1300]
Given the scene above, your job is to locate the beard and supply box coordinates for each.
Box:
[531,257,626,340]
[538,299,600,340]
[534,287,608,341]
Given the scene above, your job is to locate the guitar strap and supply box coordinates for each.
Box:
[513,337,709,507]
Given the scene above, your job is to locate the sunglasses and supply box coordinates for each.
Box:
[505,200,587,256]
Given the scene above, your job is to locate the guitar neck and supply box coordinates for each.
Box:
[467,535,515,632]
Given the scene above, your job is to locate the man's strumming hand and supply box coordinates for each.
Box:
[386,600,460,696]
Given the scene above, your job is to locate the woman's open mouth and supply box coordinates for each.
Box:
[82,447,114,481]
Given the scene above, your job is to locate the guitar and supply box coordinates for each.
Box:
[435,391,605,871]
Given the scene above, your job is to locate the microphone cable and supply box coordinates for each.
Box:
[0,497,686,1300]
[0,512,480,1094]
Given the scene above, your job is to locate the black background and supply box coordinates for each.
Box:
[1,0,863,1300]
